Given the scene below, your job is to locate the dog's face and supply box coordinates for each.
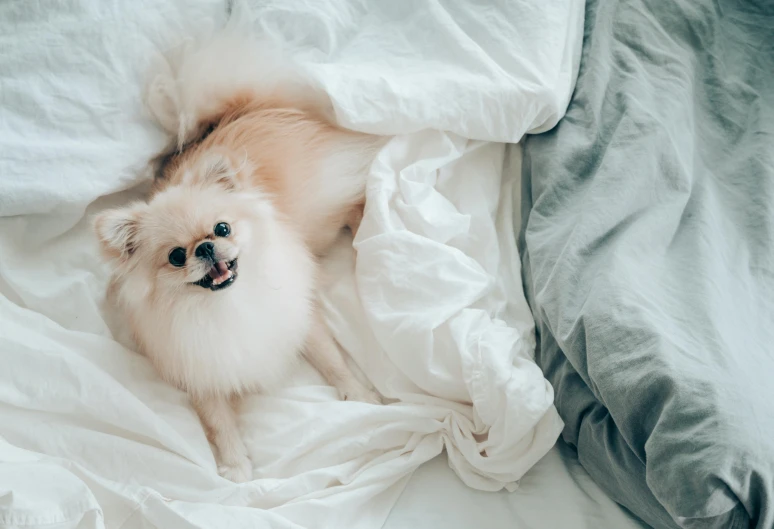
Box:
[94,153,269,297]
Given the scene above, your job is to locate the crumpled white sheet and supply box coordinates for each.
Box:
[0,1,583,528]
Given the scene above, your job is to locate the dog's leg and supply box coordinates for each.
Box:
[193,394,252,482]
[305,312,381,404]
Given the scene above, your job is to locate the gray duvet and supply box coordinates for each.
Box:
[519,1,774,528]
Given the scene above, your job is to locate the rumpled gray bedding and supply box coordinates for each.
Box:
[519,0,774,528]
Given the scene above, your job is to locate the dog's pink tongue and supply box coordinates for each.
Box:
[209,261,229,280]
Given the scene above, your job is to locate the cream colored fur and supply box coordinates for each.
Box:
[94,30,383,482]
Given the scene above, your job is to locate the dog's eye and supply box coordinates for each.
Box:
[168,247,187,267]
[214,222,231,237]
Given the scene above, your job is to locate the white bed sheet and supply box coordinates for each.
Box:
[0,1,589,528]
[384,442,648,529]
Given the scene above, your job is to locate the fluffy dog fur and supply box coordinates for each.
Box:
[94,32,383,482]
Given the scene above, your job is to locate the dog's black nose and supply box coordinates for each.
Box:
[195,241,215,260]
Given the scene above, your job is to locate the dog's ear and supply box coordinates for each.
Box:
[188,152,243,191]
[93,203,146,261]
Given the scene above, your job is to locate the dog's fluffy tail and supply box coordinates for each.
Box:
[146,14,331,150]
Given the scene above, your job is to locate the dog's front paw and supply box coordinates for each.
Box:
[340,384,383,405]
[218,455,253,483]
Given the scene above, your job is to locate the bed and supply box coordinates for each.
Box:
[7,0,768,528]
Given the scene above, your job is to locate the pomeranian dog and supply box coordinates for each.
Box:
[93,30,383,482]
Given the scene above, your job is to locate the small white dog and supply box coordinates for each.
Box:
[94,30,383,482]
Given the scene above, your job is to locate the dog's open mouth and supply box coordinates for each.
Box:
[193,259,238,291]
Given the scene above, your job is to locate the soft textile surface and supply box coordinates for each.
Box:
[385,442,647,529]
[520,0,774,528]
[0,1,583,528]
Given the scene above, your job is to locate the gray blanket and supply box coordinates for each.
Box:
[519,1,774,528]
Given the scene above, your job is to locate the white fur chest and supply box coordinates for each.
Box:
[123,247,315,398]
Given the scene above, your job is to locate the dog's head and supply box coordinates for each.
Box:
[94,152,271,298]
